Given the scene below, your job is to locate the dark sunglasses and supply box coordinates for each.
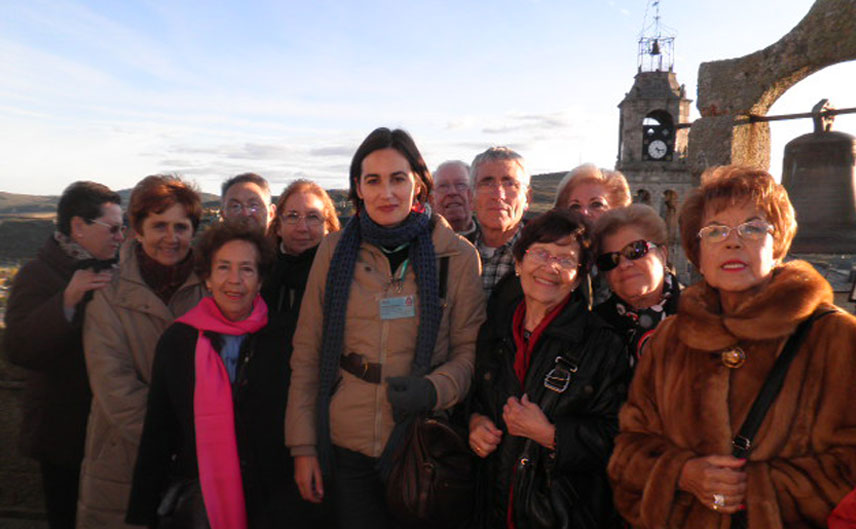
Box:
[596,240,658,272]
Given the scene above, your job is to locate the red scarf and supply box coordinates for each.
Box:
[176,295,268,529]
[511,293,573,386]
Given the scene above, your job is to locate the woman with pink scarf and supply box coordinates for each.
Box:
[126,221,297,529]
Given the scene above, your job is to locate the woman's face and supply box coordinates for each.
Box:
[565,181,609,221]
[137,203,194,266]
[698,201,776,303]
[515,237,581,312]
[206,239,261,321]
[357,148,421,228]
[277,191,329,255]
[601,225,667,308]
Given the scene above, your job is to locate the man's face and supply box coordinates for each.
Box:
[431,164,473,229]
[222,181,275,229]
[473,159,528,234]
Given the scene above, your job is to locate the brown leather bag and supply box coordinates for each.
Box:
[385,415,475,528]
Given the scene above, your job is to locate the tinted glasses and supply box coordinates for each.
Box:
[596,240,657,272]
[697,220,773,244]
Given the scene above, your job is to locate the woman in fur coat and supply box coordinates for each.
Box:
[607,165,856,529]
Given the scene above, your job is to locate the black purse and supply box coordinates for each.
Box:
[156,478,209,529]
[729,309,835,529]
[385,413,475,528]
[510,353,600,529]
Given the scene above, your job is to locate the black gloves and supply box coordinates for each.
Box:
[386,376,437,422]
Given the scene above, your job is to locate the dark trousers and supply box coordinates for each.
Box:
[39,460,80,529]
[333,446,403,529]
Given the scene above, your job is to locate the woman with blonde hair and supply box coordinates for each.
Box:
[554,164,631,222]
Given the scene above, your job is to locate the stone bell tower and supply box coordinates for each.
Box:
[615,3,696,281]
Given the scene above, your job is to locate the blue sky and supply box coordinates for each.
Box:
[1,0,854,195]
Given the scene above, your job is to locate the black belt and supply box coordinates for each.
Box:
[340,353,382,384]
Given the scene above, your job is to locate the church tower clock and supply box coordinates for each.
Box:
[615,2,695,281]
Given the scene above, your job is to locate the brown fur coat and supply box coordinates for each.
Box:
[608,260,856,529]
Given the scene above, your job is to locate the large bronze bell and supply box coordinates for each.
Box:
[782,100,856,254]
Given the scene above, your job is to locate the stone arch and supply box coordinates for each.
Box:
[635,188,652,205]
[688,0,856,174]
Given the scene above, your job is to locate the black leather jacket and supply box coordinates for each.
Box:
[470,275,629,529]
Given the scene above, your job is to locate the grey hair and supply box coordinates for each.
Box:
[469,147,529,188]
[435,160,470,177]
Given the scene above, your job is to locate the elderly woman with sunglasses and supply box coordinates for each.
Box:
[592,204,680,365]
[469,208,628,529]
[608,166,856,529]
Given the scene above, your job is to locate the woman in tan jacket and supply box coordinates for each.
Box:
[608,165,856,528]
[285,127,485,528]
[77,175,205,529]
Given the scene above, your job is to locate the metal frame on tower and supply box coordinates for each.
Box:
[637,0,676,73]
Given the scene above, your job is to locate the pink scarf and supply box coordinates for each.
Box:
[176,295,268,529]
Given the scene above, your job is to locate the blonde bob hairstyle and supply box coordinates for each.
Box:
[593,204,668,259]
[554,164,631,210]
[678,165,796,269]
[268,179,341,242]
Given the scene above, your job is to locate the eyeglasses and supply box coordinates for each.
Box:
[475,178,522,192]
[697,220,773,244]
[90,219,126,235]
[524,247,578,271]
[282,212,324,227]
[435,182,470,193]
[225,202,264,217]
[596,240,657,272]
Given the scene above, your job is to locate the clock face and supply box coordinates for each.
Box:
[647,139,668,160]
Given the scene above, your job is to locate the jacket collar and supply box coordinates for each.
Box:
[675,260,833,351]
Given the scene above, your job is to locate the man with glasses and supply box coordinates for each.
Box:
[430,160,477,241]
[470,146,530,294]
[221,172,276,230]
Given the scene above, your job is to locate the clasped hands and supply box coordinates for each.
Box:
[468,394,555,458]
[678,455,748,514]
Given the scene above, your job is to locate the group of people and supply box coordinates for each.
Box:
[4,126,856,529]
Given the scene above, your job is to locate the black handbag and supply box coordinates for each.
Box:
[510,353,601,529]
[729,309,835,529]
[156,478,210,529]
[385,413,475,528]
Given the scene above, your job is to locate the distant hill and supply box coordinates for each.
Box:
[0,189,221,216]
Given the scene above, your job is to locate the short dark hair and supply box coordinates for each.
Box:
[348,127,432,212]
[56,181,121,236]
[512,208,593,274]
[195,220,276,284]
[221,172,271,201]
[128,174,202,234]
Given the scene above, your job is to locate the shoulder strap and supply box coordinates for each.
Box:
[438,255,450,301]
[732,308,837,458]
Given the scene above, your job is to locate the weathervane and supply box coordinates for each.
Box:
[638,0,676,73]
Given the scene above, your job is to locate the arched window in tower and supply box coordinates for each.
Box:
[642,110,675,162]
[635,189,652,205]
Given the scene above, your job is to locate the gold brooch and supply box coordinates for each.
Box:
[721,347,746,368]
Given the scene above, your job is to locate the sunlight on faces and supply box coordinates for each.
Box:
[432,164,472,227]
[277,191,329,255]
[515,237,581,314]
[205,239,261,322]
[601,226,666,308]
[357,148,420,228]
[473,160,528,233]
[74,202,124,261]
[698,201,777,305]
[137,203,194,266]
[223,181,275,229]
[564,181,609,222]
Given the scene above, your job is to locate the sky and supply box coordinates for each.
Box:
[1,0,854,196]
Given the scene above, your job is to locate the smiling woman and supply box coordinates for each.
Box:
[77,174,206,529]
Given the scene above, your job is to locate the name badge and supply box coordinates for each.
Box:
[380,295,416,320]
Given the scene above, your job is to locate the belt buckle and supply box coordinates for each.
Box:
[544,356,577,393]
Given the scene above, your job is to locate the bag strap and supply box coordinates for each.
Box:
[438,255,450,301]
[731,308,836,458]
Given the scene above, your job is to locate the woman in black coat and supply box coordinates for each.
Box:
[126,221,296,529]
[468,209,629,529]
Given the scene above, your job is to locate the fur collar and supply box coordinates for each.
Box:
[676,260,833,350]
